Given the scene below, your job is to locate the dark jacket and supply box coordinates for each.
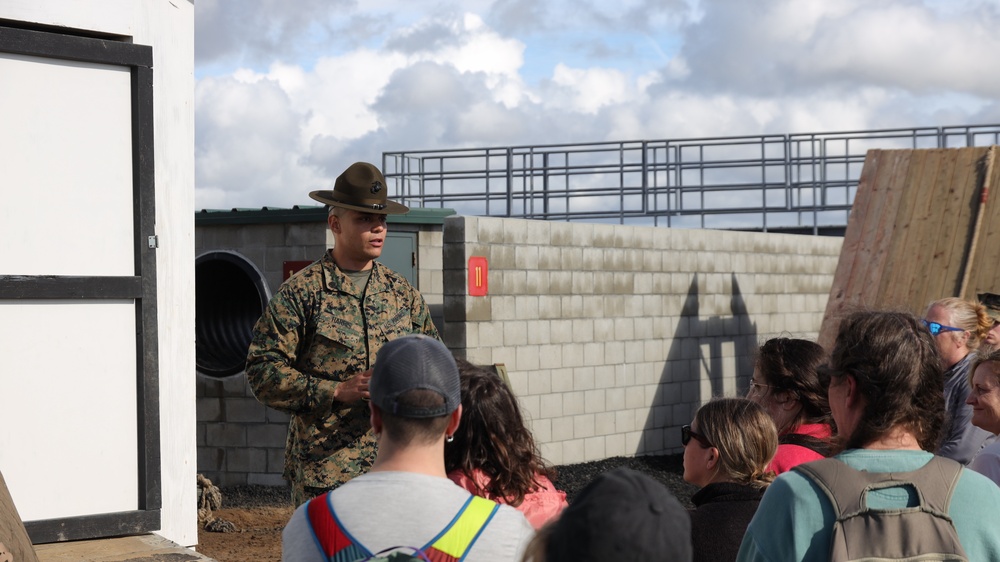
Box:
[689,482,765,562]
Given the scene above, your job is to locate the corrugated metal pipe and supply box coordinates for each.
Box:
[196,251,270,377]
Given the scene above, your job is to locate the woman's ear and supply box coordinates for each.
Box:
[771,390,798,408]
[843,374,859,408]
[706,446,719,470]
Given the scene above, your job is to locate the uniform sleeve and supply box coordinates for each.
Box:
[245,286,339,413]
[410,288,440,338]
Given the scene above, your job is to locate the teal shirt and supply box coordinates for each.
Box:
[736,449,1000,562]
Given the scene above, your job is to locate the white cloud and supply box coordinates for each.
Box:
[671,0,1000,98]
[546,65,637,114]
[193,0,1000,208]
[194,76,322,209]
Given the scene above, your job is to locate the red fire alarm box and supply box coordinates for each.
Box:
[468,256,488,296]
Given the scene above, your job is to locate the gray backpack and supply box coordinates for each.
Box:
[793,456,969,561]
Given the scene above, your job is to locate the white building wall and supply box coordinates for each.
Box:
[0,0,197,546]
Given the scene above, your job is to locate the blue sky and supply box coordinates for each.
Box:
[194,0,1000,209]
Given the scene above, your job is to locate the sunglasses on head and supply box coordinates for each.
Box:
[681,424,713,448]
[921,319,964,336]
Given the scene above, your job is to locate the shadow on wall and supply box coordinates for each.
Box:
[640,273,758,454]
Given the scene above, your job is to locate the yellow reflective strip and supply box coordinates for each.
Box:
[432,496,496,558]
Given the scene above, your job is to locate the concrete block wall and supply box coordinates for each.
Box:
[441,216,843,467]
[195,212,842,486]
[195,222,327,487]
[419,230,445,313]
[195,221,329,295]
[196,376,290,486]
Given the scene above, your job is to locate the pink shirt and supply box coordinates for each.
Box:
[769,422,833,474]
[447,469,567,529]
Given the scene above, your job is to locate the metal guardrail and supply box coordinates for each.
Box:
[382,124,1000,235]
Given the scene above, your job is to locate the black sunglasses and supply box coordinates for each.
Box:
[681,424,713,448]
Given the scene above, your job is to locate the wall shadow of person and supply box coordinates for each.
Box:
[638,273,757,455]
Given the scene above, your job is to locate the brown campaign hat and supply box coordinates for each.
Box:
[309,161,409,214]
[979,292,1000,322]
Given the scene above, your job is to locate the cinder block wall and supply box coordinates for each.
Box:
[196,213,841,486]
[195,221,327,487]
[441,216,843,466]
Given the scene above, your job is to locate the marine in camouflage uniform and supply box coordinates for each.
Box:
[245,161,439,505]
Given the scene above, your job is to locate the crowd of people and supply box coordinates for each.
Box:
[246,161,1000,561]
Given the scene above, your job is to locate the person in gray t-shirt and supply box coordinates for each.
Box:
[282,335,534,562]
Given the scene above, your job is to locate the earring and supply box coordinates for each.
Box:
[446,435,454,443]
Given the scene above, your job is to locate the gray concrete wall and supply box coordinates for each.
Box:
[195,221,329,295]
[195,221,326,486]
[441,216,843,466]
[195,214,842,486]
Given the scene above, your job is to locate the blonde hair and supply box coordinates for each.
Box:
[926,297,993,351]
[694,397,778,487]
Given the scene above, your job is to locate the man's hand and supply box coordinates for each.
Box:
[333,369,372,403]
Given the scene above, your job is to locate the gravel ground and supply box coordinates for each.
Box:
[218,453,697,509]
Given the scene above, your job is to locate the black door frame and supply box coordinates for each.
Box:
[0,24,160,544]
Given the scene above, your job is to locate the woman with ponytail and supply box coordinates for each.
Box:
[683,397,778,562]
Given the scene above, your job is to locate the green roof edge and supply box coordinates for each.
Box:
[195,205,457,226]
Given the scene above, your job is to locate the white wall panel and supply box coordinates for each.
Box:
[0,301,138,521]
[0,54,134,276]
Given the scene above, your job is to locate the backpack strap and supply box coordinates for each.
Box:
[306,493,499,562]
[793,455,968,561]
[306,493,371,562]
[423,495,499,562]
[793,455,963,518]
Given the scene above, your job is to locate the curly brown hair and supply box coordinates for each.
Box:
[445,359,555,507]
[755,337,832,432]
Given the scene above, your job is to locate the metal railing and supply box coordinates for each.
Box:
[383,124,1000,234]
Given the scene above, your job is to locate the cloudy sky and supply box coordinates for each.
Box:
[194,0,1000,210]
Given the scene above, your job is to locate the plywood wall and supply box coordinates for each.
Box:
[819,146,1000,349]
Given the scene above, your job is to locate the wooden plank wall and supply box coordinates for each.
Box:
[0,471,40,562]
[818,146,1000,350]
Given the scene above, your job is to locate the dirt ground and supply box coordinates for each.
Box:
[196,506,293,562]
[194,454,694,562]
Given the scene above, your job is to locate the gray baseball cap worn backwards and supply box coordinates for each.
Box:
[370,335,461,418]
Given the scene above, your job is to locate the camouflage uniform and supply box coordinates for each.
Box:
[246,251,438,504]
